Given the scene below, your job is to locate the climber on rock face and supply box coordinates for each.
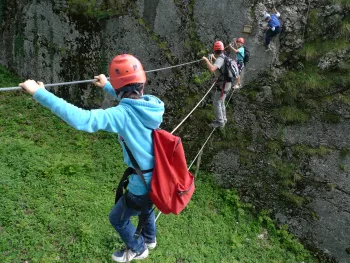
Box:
[202,41,232,128]
[229,37,245,88]
[263,7,281,51]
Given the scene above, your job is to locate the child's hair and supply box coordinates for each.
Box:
[214,50,223,55]
[119,83,143,99]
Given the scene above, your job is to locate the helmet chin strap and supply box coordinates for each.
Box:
[116,91,125,102]
[140,84,145,96]
[116,83,145,101]
[133,84,145,96]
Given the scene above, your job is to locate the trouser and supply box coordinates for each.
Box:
[213,81,232,123]
[265,26,281,45]
[237,62,244,73]
[109,191,156,253]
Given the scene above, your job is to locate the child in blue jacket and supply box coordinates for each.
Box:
[20,54,164,262]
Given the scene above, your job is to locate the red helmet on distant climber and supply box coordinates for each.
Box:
[213,41,224,51]
[109,54,146,91]
[237,37,245,44]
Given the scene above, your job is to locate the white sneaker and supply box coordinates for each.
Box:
[145,238,157,249]
[112,247,149,262]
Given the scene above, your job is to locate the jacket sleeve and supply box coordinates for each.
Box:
[33,88,125,133]
[103,81,117,98]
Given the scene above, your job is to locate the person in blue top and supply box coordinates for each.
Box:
[229,37,245,88]
[264,8,281,51]
[19,54,165,262]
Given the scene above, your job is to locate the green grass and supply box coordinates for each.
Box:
[296,39,349,61]
[192,71,211,86]
[0,66,318,262]
[275,106,309,124]
[272,34,349,114]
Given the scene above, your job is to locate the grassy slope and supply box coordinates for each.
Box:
[0,66,317,262]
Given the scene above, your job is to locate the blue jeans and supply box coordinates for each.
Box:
[265,26,281,45]
[109,191,156,253]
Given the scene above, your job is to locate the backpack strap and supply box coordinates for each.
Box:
[218,54,231,83]
[134,206,155,239]
[122,140,150,191]
[218,53,226,75]
[115,167,134,204]
[121,140,154,239]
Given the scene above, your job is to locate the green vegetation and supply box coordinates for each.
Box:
[272,28,350,117]
[339,147,350,159]
[293,145,333,158]
[332,0,350,9]
[0,66,22,86]
[281,192,305,207]
[339,163,348,171]
[296,39,349,62]
[176,0,209,57]
[340,16,350,40]
[275,2,350,112]
[321,112,342,123]
[276,106,309,124]
[0,66,318,262]
[192,71,211,85]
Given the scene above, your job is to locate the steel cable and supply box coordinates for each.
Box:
[0,59,203,92]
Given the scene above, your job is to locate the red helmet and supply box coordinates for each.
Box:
[213,41,224,51]
[109,54,146,90]
[237,37,245,44]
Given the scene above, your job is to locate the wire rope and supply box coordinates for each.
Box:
[0,59,203,92]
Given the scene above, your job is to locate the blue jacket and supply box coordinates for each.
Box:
[33,81,164,195]
[268,14,281,28]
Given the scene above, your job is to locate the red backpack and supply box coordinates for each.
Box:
[150,129,195,214]
[115,129,195,237]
